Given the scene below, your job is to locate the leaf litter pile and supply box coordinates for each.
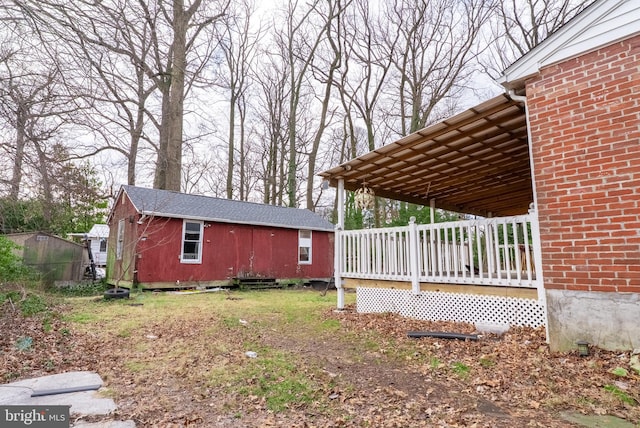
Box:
[1,291,639,427]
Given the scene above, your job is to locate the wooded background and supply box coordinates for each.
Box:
[0,0,590,234]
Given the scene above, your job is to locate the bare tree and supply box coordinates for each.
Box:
[0,67,57,199]
[254,56,290,206]
[0,33,80,203]
[216,0,261,200]
[483,0,592,78]
[385,0,493,135]
[14,0,229,191]
[3,0,574,218]
[303,0,349,211]
[48,28,158,187]
[11,0,157,186]
[181,143,216,194]
[272,0,328,208]
[334,0,398,155]
[153,0,221,191]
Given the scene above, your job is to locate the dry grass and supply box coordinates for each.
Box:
[2,287,639,427]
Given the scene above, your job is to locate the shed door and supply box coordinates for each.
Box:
[250,228,274,276]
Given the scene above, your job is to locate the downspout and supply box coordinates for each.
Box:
[335,178,345,309]
[508,89,549,343]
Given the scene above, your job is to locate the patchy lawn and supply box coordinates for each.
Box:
[1,287,639,427]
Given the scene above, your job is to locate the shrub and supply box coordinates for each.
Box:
[0,236,37,282]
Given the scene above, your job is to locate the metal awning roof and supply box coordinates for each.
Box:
[318,93,533,217]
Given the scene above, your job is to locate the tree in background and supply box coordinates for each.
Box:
[0,235,37,282]
[215,0,261,200]
[13,0,229,192]
[0,8,108,236]
[152,0,229,191]
[271,0,332,208]
[0,160,107,236]
[0,20,78,202]
[0,0,596,228]
[386,0,493,136]
[254,55,289,206]
[304,0,346,211]
[482,0,593,78]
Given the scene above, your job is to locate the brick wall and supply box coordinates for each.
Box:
[527,34,640,293]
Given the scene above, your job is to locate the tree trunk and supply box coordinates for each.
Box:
[238,97,247,200]
[154,79,171,189]
[10,105,27,199]
[32,141,53,223]
[227,91,236,199]
[165,0,188,191]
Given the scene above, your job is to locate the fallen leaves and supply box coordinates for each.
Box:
[2,294,639,427]
[326,304,640,426]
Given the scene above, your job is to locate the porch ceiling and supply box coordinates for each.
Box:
[319,94,532,217]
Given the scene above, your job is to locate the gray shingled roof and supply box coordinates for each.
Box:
[121,185,335,232]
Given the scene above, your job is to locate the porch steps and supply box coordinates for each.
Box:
[233,277,281,290]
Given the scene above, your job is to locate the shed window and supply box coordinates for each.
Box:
[116,219,125,260]
[298,230,312,264]
[181,220,203,263]
[99,238,107,252]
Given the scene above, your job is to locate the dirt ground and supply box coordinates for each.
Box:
[1,290,639,427]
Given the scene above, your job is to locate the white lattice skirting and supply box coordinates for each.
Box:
[356,287,546,328]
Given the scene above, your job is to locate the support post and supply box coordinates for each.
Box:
[408,216,420,295]
[337,179,345,230]
[335,179,345,309]
[529,205,547,325]
[430,198,435,224]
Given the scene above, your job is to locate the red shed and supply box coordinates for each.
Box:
[106,185,335,289]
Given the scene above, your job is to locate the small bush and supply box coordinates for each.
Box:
[0,291,21,305]
[20,294,48,316]
[0,236,37,282]
[0,289,51,317]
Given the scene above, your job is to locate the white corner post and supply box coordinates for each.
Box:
[529,204,548,335]
[335,178,345,309]
[408,216,421,295]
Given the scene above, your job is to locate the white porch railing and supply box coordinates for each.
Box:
[338,213,539,289]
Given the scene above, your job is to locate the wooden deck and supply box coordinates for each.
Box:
[343,278,538,299]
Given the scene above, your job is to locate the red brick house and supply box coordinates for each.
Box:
[106,186,334,289]
[499,0,640,351]
[320,0,639,351]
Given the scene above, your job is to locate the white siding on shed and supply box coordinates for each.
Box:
[87,224,109,266]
